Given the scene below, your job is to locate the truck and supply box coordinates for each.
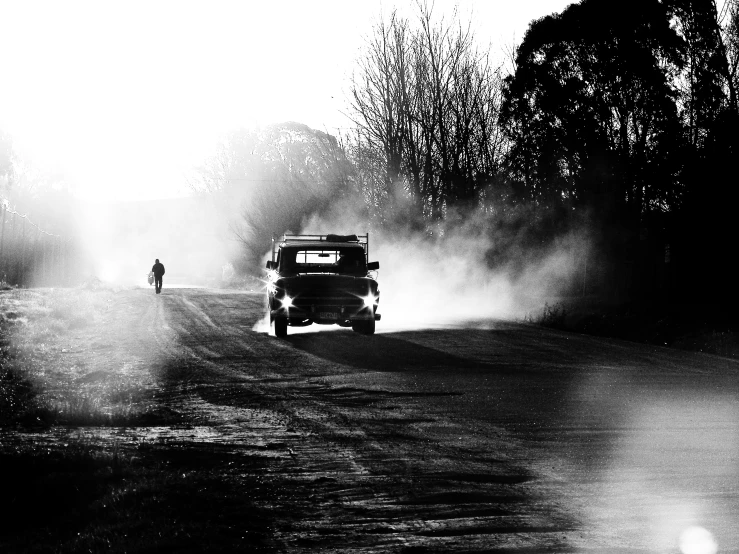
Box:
[265,233,381,337]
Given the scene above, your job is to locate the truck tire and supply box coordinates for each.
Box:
[275,317,288,338]
[364,318,376,335]
[352,319,375,335]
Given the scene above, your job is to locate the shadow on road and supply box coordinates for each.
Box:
[284,330,493,372]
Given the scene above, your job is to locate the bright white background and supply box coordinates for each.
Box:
[0,0,572,202]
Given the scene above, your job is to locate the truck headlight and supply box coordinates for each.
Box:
[265,270,279,294]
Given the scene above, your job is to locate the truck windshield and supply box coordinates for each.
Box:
[279,247,366,275]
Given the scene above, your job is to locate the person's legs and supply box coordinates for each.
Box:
[155,276,162,293]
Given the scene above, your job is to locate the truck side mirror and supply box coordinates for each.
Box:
[266,261,277,270]
[367,261,379,271]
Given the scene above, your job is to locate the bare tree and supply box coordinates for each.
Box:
[349,12,413,217]
[348,2,506,228]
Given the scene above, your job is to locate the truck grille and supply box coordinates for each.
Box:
[292,290,363,310]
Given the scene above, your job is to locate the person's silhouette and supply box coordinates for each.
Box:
[152,259,165,294]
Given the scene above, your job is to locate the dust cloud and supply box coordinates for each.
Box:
[372,232,584,330]
[299,209,590,331]
[76,195,238,287]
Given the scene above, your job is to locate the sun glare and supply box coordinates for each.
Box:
[0,0,582,205]
[0,1,357,203]
[679,526,718,554]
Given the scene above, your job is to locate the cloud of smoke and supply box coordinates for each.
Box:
[299,201,590,331]
[374,231,584,330]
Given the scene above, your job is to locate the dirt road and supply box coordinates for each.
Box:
[7,286,739,552]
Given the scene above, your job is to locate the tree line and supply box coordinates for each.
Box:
[498,0,739,303]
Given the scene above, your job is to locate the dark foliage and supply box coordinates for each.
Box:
[500,0,738,303]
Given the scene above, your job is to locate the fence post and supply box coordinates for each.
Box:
[60,237,66,285]
[43,234,49,286]
[6,208,15,283]
[18,217,26,287]
[0,205,6,278]
[13,211,21,284]
[55,235,61,286]
[36,228,42,286]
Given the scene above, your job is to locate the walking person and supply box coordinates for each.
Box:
[152,259,165,294]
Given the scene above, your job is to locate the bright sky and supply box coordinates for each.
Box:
[0,0,572,202]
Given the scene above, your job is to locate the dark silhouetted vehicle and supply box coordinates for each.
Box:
[266,234,381,337]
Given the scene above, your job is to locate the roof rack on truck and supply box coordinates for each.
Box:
[271,233,370,262]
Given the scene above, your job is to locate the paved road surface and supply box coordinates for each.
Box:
[83,287,739,552]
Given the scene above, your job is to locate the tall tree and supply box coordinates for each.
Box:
[668,0,735,147]
[350,12,416,223]
[349,3,506,228]
[501,0,685,297]
[665,0,739,303]
[503,0,684,209]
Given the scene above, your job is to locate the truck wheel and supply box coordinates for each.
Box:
[364,318,376,335]
[275,317,288,338]
[352,319,375,335]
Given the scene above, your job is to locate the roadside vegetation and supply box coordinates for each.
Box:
[526,298,739,359]
[1,286,123,428]
[0,287,275,552]
[2,442,274,553]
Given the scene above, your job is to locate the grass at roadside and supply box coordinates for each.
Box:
[1,439,276,552]
[1,286,276,552]
[526,297,739,358]
[1,288,55,427]
[0,286,168,428]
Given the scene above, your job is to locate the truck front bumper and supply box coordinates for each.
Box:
[270,307,381,322]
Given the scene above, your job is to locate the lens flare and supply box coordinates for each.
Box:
[679,526,717,554]
[281,295,294,309]
[361,293,377,308]
[259,269,279,294]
